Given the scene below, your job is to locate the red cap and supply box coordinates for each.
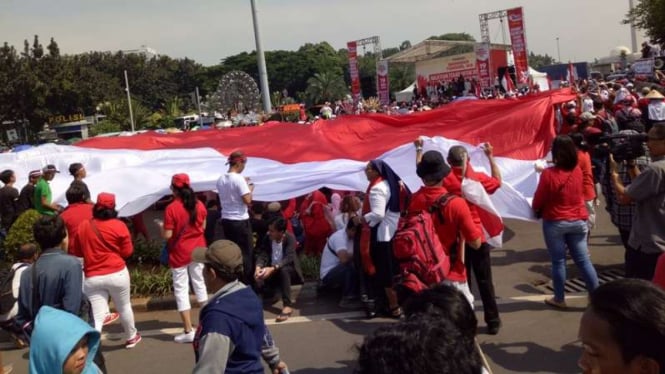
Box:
[584,127,602,135]
[171,173,190,188]
[96,192,116,209]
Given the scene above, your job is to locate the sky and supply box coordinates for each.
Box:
[0,0,642,66]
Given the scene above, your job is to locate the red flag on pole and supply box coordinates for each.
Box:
[568,62,576,84]
[503,69,516,93]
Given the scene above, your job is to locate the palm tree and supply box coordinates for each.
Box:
[305,71,347,104]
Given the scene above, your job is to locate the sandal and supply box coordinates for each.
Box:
[388,306,403,320]
[545,297,568,310]
[275,311,293,323]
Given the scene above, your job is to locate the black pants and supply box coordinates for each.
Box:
[465,242,500,325]
[220,219,254,284]
[264,266,296,307]
[621,229,661,280]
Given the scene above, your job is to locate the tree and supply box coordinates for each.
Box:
[399,40,412,51]
[305,71,347,104]
[624,0,665,47]
[428,33,475,42]
[528,52,556,69]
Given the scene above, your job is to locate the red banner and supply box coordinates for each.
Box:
[507,7,529,85]
[376,60,390,105]
[474,43,492,90]
[347,41,361,101]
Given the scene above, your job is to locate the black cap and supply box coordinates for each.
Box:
[416,150,451,182]
[42,164,60,173]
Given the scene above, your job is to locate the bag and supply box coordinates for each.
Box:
[599,113,619,135]
[392,194,457,294]
[161,225,188,267]
[0,264,28,315]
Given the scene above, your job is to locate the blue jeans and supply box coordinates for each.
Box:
[542,220,599,302]
[321,263,359,300]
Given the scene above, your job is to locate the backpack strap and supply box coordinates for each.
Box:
[428,193,455,223]
[89,219,115,252]
[31,261,39,320]
[326,242,338,258]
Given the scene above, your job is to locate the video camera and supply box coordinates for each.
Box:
[597,133,648,162]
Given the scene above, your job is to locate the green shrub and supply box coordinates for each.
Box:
[3,209,42,262]
[299,254,321,281]
[130,239,163,266]
[129,266,173,297]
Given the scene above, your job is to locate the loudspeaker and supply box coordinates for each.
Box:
[654,56,665,71]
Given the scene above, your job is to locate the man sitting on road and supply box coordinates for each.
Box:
[319,220,361,309]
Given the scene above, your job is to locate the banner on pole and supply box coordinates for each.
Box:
[377,60,390,105]
[474,43,492,90]
[347,41,361,101]
[507,7,529,85]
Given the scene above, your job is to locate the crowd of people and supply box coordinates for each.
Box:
[0,74,664,372]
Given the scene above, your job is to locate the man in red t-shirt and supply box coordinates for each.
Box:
[442,144,503,334]
[654,253,665,290]
[410,147,481,307]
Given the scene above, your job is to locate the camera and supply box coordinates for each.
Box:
[598,133,648,162]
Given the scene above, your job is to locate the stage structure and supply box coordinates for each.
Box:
[346,36,390,106]
[479,7,529,86]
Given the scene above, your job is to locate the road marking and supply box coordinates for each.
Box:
[0,293,589,350]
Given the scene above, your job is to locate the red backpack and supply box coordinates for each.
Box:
[392,194,457,294]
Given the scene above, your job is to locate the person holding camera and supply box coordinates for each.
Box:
[610,123,665,280]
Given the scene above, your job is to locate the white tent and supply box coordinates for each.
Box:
[394,82,415,103]
[529,67,550,90]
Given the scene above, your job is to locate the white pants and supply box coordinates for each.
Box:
[443,280,475,308]
[84,267,138,340]
[171,262,208,312]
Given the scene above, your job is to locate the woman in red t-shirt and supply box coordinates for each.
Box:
[157,173,208,344]
[533,135,599,309]
[77,192,141,348]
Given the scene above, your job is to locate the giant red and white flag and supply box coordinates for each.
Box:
[0,90,576,219]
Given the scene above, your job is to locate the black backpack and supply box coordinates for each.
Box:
[0,263,28,315]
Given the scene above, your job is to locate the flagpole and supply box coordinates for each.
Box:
[124,70,135,133]
[250,0,272,114]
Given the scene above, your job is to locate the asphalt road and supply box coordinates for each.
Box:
[1,207,625,373]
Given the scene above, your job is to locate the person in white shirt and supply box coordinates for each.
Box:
[320,221,360,308]
[333,194,362,231]
[353,160,404,319]
[216,150,255,284]
[0,244,37,348]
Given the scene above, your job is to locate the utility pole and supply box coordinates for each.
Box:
[124,70,135,133]
[250,0,272,113]
[195,87,203,127]
[556,37,561,63]
[628,0,638,53]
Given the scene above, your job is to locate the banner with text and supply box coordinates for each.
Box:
[507,7,529,85]
[632,58,655,76]
[474,43,492,90]
[347,41,361,101]
[377,60,390,105]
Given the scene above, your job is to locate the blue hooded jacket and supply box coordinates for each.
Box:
[29,306,100,374]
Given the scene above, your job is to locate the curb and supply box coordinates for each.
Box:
[127,282,317,313]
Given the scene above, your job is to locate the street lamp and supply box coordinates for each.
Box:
[556,37,561,63]
[250,0,272,113]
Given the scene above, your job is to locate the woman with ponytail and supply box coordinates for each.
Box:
[157,173,208,344]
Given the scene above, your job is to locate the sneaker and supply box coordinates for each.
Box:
[125,333,142,349]
[174,330,195,344]
[103,312,120,326]
[487,321,502,335]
